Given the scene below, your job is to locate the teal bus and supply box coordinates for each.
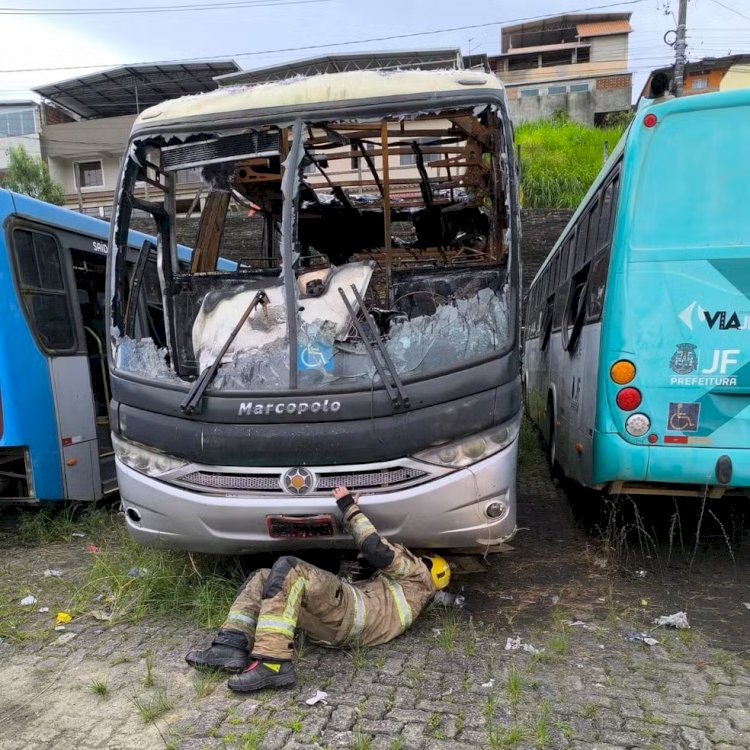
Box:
[523,88,750,498]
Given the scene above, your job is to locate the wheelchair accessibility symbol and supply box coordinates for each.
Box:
[297,341,333,372]
[667,402,700,433]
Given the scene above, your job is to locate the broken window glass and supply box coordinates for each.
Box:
[112,103,515,393]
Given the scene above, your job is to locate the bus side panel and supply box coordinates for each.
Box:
[0,238,63,500]
[523,338,546,429]
[555,322,602,486]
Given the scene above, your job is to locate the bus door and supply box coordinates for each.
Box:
[69,241,118,496]
[12,224,102,500]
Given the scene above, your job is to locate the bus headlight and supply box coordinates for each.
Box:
[111,434,187,477]
[414,415,520,468]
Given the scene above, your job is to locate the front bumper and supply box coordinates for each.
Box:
[117,441,518,554]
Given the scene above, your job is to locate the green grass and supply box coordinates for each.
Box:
[487,723,525,750]
[534,701,552,749]
[88,678,109,698]
[132,687,175,722]
[17,503,115,546]
[515,112,630,208]
[143,651,155,687]
[192,668,224,697]
[436,607,461,652]
[427,712,445,739]
[73,519,240,628]
[506,663,522,704]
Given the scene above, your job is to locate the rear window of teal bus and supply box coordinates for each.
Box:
[631,105,750,249]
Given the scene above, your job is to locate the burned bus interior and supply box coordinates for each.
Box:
[112,106,515,402]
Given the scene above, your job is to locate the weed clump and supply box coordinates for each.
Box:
[76,519,239,629]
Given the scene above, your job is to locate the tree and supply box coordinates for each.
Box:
[1,145,65,205]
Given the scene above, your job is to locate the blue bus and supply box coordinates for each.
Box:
[523,88,750,498]
[0,189,174,503]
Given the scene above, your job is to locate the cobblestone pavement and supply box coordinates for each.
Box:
[1,432,749,750]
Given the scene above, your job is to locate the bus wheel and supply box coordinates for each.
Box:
[547,406,561,480]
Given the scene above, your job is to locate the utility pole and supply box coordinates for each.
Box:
[673,0,688,95]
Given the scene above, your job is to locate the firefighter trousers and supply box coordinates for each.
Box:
[220,556,351,661]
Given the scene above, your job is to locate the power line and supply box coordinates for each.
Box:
[707,0,750,24]
[0,0,331,16]
[0,0,646,74]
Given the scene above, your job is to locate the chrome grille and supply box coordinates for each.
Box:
[176,466,428,494]
[316,468,425,489]
[180,473,280,491]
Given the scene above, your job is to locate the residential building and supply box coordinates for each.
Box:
[0,100,42,174]
[34,61,240,216]
[640,54,750,100]
[489,13,633,125]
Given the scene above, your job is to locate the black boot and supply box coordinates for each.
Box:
[185,628,249,672]
[227,659,296,692]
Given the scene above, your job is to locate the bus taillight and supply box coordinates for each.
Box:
[625,413,651,437]
[610,360,635,384]
[616,387,641,411]
[643,113,658,128]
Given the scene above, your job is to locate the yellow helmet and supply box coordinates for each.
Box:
[424,554,451,590]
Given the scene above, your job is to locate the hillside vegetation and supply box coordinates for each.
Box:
[515,114,629,208]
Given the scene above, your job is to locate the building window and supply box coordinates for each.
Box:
[520,88,540,98]
[75,161,104,189]
[176,167,203,184]
[0,108,36,137]
[569,83,591,93]
[399,138,441,167]
[541,50,573,67]
[691,78,708,90]
[548,85,567,95]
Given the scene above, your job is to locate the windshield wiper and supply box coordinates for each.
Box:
[124,239,156,338]
[338,285,410,411]
[180,290,269,415]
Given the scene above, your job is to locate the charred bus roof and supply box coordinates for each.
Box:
[131,69,507,134]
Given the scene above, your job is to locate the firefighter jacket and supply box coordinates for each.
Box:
[220,497,437,660]
[333,499,437,647]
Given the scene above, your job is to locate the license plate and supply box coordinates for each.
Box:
[266,514,335,539]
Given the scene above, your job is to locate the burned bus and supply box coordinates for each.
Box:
[107,69,522,553]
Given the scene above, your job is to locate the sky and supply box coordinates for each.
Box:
[0,0,748,103]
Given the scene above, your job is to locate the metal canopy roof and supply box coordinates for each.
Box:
[216,49,470,87]
[502,13,631,52]
[33,61,240,119]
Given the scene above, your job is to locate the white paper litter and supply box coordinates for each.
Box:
[481,678,495,688]
[653,611,690,629]
[20,595,37,606]
[305,690,329,706]
[569,620,596,631]
[743,603,750,610]
[54,625,66,631]
[626,631,659,646]
[38,607,49,613]
[71,533,86,538]
[44,569,63,578]
[504,636,543,655]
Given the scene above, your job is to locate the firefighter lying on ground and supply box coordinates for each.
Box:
[186,486,451,692]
